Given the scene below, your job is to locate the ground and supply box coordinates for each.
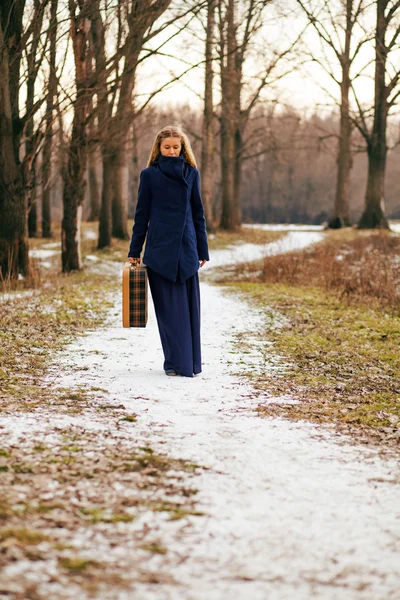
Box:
[0,224,399,600]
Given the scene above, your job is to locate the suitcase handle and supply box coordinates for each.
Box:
[125,261,140,270]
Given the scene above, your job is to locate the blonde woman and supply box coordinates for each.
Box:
[128,126,209,377]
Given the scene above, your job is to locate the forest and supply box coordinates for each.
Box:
[1,0,400,279]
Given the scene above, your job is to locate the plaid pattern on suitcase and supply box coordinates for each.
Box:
[122,263,148,328]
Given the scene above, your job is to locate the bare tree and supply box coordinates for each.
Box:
[201,0,217,231]
[26,0,48,237]
[296,0,370,228]
[0,0,30,279]
[61,0,92,271]
[42,0,58,238]
[86,30,101,223]
[94,0,174,249]
[217,0,302,230]
[355,0,400,229]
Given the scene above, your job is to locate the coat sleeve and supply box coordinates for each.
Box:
[191,170,210,261]
[128,170,151,258]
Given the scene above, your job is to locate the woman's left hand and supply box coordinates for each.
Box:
[199,260,208,268]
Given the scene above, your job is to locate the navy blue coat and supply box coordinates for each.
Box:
[128,154,210,283]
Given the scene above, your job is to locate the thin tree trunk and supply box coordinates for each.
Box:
[26,0,44,238]
[112,139,129,239]
[62,1,91,271]
[329,76,352,227]
[220,114,236,229]
[86,30,101,222]
[0,1,29,279]
[358,0,389,229]
[220,0,239,230]
[329,0,352,229]
[130,118,139,218]
[201,0,216,231]
[42,0,57,238]
[26,112,37,237]
[91,0,110,247]
[98,151,114,248]
[94,0,171,246]
[233,116,242,228]
[87,144,100,221]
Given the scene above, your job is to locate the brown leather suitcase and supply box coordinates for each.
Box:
[122,262,148,328]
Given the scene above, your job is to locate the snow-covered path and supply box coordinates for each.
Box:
[208,229,324,267]
[48,230,400,600]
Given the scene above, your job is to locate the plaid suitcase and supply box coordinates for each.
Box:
[122,262,148,328]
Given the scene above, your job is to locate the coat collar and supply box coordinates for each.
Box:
[155,155,188,187]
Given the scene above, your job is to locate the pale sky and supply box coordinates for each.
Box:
[134,0,383,117]
[25,0,400,129]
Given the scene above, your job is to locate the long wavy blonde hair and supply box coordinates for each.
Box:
[147,125,197,168]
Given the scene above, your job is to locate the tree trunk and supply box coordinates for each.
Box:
[130,119,139,218]
[98,151,114,249]
[42,0,58,239]
[358,142,388,228]
[111,140,129,239]
[87,144,100,221]
[26,113,38,238]
[329,73,352,228]
[0,1,29,279]
[233,113,243,228]
[26,0,44,238]
[42,141,52,239]
[358,0,389,229]
[329,0,353,229]
[219,0,240,230]
[62,104,88,271]
[94,0,171,246]
[62,1,91,272]
[220,114,236,229]
[28,195,38,236]
[86,28,101,222]
[201,0,216,231]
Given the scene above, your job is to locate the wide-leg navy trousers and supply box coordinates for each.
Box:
[147,267,201,377]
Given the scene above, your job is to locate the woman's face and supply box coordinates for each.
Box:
[159,136,182,157]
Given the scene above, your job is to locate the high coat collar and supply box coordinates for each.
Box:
[155,154,188,186]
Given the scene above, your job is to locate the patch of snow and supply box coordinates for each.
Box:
[244,223,325,231]
[208,231,324,268]
[41,242,61,249]
[0,290,36,302]
[83,230,97,240]
[4,230,399,599]
[46,284,399,598]
[84,255,99,262]
[389,222,400,233]
[39,261,53,269]
[29,249,58,259]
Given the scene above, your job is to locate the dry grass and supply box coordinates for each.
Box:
[230,230,400,311]
[0,222,208,597]
[220,229,400,445]
[227,281,400,446]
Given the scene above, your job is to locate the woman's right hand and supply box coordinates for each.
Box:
[128,257,140,265]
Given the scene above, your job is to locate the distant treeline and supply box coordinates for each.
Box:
[76,105,400,226]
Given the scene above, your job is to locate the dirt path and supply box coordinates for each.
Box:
[1,230,399,599]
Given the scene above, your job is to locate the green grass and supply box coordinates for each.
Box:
[59,557,99,572]
[141,542,168,554]
[79,507,135,523]
[0,528,49,545]
[228,282,400,433]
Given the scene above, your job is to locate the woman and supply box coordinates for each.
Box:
[127,125,209,377]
